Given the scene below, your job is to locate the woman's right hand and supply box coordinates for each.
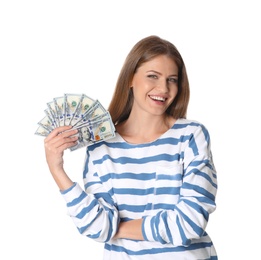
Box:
[44,125,78,174]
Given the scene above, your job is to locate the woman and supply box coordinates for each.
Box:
[44,35,218,259]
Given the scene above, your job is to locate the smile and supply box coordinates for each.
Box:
[149,95,166,102]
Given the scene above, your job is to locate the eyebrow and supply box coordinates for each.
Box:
[146,70,178,77]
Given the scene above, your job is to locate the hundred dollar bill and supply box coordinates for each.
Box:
[81,94,95,113]
[46,100,59,127]
[35,93,116,151]
[68,94,95,126]
[88,113,115,142]
[35,125,50,136]
[72,111,111,129]
[38,115,55,132]
[72,99,107,127]
[64,93,84,126]
[53,96,65,126]
[70,112,115,151]
[44,109,56,129]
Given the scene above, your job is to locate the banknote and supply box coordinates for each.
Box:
[44,109,57,128]
[35,93,116,151]
[72,99,107,127]
[35,125,51,136]
[70,111,116,151]
[53,96,65,126]
[64,93,84,126]
[65,93,95,126]
[38,114,55,132]
[46,100,58,126]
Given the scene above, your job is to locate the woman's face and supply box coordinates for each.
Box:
[131,55,179,117]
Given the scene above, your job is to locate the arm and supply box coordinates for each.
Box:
[114,219,144,240]
[44,125,78,191]
[141,125,217,246]
[44,126,120,242]
[115,125,217,245]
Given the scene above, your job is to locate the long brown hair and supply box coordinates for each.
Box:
[108,35,190,125]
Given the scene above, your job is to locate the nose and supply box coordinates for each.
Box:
[157,79,169,92]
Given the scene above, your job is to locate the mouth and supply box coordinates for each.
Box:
[149,95,167,102]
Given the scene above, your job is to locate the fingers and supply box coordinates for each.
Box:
[44,126,79,153]
[45,125,74,141]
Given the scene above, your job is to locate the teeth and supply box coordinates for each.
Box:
[150,96,166,101]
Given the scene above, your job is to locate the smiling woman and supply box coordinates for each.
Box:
[116,54,180,144]
[131,55,179,115]
[44,35,218,260]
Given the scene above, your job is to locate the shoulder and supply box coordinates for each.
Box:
[172,118,211,141]
[174,118,208,131]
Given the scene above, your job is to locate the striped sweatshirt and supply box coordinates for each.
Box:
[61,118,218,259]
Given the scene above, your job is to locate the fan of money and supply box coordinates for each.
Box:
[35,93,116,151]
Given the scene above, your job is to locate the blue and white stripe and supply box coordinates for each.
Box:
[61,118,218,259]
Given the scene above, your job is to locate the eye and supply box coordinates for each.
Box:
[168,77,178,84]
[147,74,158,79]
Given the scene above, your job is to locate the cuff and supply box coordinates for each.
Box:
[60,182,84,204]
[142,215,157,242]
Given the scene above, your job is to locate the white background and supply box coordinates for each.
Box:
[1,1,260,259]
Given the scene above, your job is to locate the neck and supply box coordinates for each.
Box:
[116,112,175,144]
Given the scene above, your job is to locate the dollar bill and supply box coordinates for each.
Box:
[44,109,56,129]
[35,93,115,151]
[72,94,95,123]
[64,93,85,126]
[66,94,95,126]
[38,115,55,132]
[35,125,50,136]
[70,111,115,151]
[53,96,65,126]
[46,100,59,127]
[72,99,107,127]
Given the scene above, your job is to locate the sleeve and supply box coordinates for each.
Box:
[141,124,217,246]
[60,150,119,243]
